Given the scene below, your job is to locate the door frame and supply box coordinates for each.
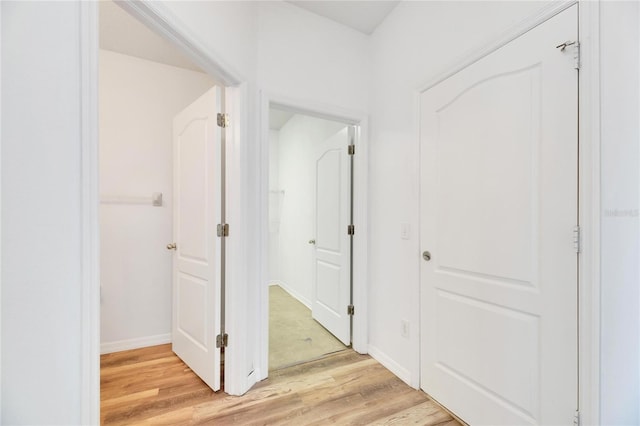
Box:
[79,1,249,422]
[256,92,369,379]
[416,1,601,424]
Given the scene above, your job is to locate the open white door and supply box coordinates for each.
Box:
[171,87,222,391]
[311,127,351,345]
[420,6,578,425]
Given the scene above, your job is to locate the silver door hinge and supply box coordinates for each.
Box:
[347,224,355,235]
[347,304,355,316]
[217,223,229,237]
[216,333,228,348]
[217,113,229,128]
[556,40,580,70]
[573,226,581,253]
[348,145,355,156]
[573,410,581,426]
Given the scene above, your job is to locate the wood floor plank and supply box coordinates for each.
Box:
[101,344,461,425]
[101,389,160,410]
[368,400,452,425]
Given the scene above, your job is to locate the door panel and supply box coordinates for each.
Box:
[420,6,578,425]
[312,128,351,345]
[316,150,342,251]
[172,87,221,391]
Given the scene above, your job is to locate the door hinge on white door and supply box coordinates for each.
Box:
[556,40,580,70]
[216,333,228,348]
[217,223,229,237]
[347,304,355,316]
[573,410,581,426]
[348,145,355,156]
[573,41,581,70]
[217,113,229,128]
[573,226,581,253]
[347,224,355,235]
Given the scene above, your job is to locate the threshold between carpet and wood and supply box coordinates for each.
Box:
[269,284,347,370]
[101,344,461,425]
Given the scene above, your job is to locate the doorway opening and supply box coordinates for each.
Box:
[267,107,354,370]
[98,0,228,395]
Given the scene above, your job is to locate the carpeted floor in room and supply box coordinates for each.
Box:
[269,285,347,370]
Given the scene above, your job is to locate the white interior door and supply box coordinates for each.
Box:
[312,128,351,345]
[420,6,578,425]
[171,87,221,391]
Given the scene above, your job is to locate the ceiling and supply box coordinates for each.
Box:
[99,1,204,72]
[270,108,295,131]
[287,1,399,35]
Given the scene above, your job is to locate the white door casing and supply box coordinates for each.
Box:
[312,127,351,345]
[420,6,578,425]
[172,87,222,391]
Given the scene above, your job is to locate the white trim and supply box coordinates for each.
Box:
[0,2,3,420]
[368,345,413,388]
[101,334,172,355]
[222,82,255,396]
[80,2,100,424]
[274,281,312,310]
[577,1,601,424]
[257,92,370,379]
[257,92,271,381]
[114,0,243,86]
[418,1,578,94]
[351,116,369,355]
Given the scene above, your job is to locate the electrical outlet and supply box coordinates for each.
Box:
[401,320,410,338]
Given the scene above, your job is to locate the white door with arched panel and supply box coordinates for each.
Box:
[171,86,222,391]
[420,6,578,425]
[312,128,351,346]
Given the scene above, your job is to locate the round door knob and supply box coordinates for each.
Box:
[422,251,431,261]
[167,243,177,250]
[308,239,316,245]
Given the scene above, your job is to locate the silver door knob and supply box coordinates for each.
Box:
[422,251,431,261]
[308,239,316,245]
[167,243,177,250]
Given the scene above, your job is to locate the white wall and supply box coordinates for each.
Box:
[256,2,369,114]
[268,129,281,283]
[160,1,257,84]
[368,0,548,386]
[271,115,346,306]
[599,2,640,424]
[1,2,84,423]
[99,50,214,353]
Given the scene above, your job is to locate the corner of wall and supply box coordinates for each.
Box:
[367,344,416,389]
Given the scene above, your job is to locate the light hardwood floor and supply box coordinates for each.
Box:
[101,344,461,425]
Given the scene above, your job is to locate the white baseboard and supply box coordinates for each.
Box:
[368,344,415,389]
[100,333,171,354]
[268,280,281,287]
[275,281,312,309]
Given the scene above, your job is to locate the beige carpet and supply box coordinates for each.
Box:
[269,285,347,371]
